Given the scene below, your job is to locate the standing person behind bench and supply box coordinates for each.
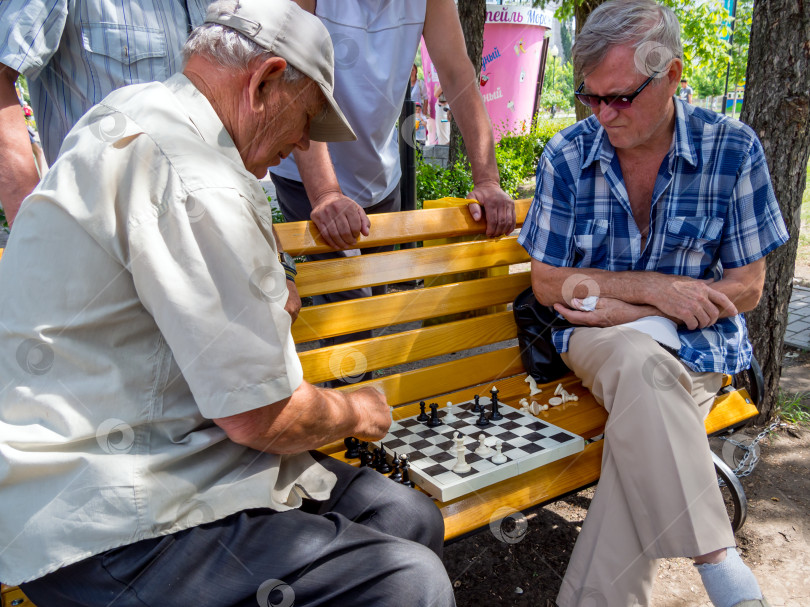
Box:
[518,1,787,605]
[0,0,213,226]
[269,0,516,383]
[679,77,694,103]
[0,2,454,605]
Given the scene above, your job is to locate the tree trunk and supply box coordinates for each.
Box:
[573,0,608,122]
[449,0,486,168]
[738,0,810,421]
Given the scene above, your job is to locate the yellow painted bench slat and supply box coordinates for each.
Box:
[439,441,605,541]
[295,236,530,298]
[335,346,527,408]
[299,311,518,384]
[276,199,531,256]
[292,271,530,342]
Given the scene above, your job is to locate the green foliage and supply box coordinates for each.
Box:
[559,18,574,64]
[777,390,810,425]
[268,196,286,224]
[416,158,475,203]
[540,59,575,114]
[532,0,753,98]
[16,75,31,106]
[689,64,726,98]
[0,207,7,231]
[417,117,573,201]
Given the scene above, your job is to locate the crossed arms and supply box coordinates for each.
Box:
[531,257,766,331]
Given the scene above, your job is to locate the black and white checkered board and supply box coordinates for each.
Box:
[371,397,584,501]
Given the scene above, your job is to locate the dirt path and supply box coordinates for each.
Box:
[444,350,810,606]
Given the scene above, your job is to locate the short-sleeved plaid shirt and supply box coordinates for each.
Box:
[518,99,789,375]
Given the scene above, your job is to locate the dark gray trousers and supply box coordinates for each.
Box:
[22,454,454,607]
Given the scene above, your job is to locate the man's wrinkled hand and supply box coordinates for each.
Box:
[649,277,737,330]
[284,280,302,323]
[554,297,657,327]
[466,182,516,237]
[310,193,370,250]
[348,386,392,441]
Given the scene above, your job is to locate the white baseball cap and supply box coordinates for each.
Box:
[204,0,356,142]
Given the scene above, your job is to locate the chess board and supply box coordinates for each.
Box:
[370,397,584,501]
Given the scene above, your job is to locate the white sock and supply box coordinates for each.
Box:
[695,547,763,607]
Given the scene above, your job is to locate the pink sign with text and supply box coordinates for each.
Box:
[420,4,552,141]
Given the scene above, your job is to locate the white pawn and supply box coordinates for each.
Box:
[519,398,529,411]
[443,401,458,423]
[525,375,543,396]
[474,433,493,456]
[491,440,507,464]
[451,431,471,473]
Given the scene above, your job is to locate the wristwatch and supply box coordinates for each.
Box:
[278,251,297,282]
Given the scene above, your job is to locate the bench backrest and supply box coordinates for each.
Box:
[277,199,536,410]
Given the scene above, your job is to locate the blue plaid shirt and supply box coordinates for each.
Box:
[518,99,789,375]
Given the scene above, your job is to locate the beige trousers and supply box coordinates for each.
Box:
[556,326,735,607]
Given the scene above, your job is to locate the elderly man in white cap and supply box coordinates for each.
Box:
[0,2,455,605]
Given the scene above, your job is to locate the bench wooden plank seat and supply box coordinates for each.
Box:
[274,199,760,542]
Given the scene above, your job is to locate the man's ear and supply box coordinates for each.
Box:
[248,56,287,113]
[666,58,684,92]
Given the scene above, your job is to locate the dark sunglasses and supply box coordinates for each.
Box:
[574,72,659,109]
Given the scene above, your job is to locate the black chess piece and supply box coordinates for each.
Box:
[344,437,360,459]
[371,447,382,469]
[359,442,373,467]
[472,394,482,412]
[399,454,415,488]
[388,452,403,482]
[488,392,503,421]
[376,445,392,474]
[426,402,443,427]
[475,404,490,427]
[416,401,429,422]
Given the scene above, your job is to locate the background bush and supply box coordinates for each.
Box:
[417,116,573,202]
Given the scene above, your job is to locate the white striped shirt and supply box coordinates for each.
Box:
[0,0,210,163]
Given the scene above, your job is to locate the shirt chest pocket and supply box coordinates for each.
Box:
[573,219,610,268]
[659,216,724,274]
[81,23,169,87]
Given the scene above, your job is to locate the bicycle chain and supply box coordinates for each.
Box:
[717,421,781,485]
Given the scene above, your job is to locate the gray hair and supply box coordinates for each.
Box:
[573,0,683,78]
[182,0,304,82]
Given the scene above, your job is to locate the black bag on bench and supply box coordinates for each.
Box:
[513,287,573,384]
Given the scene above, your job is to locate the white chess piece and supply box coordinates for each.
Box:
[554,383,564,396]
[443,401,458,423]
[491,440,507,464]
[519,398,529,411]
[548,397,563,407]
[474,433,492,456]
[524,375,542,396]
[452,431,471,473]
[529,402,541,416]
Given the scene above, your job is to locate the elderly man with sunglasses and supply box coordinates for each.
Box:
[518,0,787,605]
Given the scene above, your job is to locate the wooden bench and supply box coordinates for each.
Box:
[0,204,761,605]
[275,198,761,543]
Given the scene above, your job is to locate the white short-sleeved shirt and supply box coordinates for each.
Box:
[270,0,427,207]
[0,0,210,163]
[0,74,336,585]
